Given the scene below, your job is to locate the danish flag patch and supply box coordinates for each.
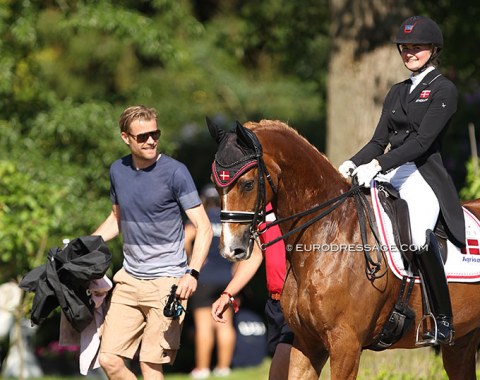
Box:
[419,90,431,99]
[462,239,480,255]
[219,170,230,181]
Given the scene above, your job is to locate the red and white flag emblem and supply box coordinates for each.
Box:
[419,90,431,99]
[219,170,230,181]
[462,238,480,255]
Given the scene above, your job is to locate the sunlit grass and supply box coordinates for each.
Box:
[35,349,480,380]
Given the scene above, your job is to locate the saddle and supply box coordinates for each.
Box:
[376,182,448,268]
[367,181,448,351]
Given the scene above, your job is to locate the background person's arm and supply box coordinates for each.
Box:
[211,244,263,323]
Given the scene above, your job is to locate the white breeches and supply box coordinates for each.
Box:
[376,162,440,249]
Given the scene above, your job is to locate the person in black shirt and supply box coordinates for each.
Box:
[338,16,465,345]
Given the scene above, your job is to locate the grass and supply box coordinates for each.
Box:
[35,360,270,380]
[27,349,480,380]
[324,348,448,380]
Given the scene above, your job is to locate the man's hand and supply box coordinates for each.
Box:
[176,274,197,299]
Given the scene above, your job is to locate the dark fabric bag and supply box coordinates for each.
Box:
[20,236,112,332]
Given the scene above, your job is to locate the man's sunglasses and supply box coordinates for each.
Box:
[128,129,161,143]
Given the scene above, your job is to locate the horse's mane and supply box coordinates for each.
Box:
[244,119,349,229]
[244,119,331,164]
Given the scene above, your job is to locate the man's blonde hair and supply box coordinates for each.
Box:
[118,105,158,133]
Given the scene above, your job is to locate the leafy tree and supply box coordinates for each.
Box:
[4,0,476,282]
[0,0,327,279]
[1,0,205,275]
[326,0,479,188]
[0,161,64,283]
[460,158,480,201]
[326,0,410,166]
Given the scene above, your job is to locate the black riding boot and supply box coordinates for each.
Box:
[415,230,454,345]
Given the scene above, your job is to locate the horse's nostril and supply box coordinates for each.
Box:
[233,248,246,258]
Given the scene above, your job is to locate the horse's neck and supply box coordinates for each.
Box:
[261,129,356,236]
[276,159,350,217]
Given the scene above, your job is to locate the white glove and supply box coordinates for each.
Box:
[338,160,357,179]
[352,159,382,188]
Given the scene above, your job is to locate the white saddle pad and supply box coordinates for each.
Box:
[371,182,480,283]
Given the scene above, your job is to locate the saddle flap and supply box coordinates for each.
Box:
[376,182,413,255]
[376,181,448,264]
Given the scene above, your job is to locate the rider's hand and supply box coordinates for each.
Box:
[352,159,382,188]
[338,160,357,179]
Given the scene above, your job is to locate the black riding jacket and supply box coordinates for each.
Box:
[351,68,465,247]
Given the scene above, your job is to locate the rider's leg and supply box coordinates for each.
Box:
[415,231,454,344]
[385,163,453,344]
[386,163,440,248]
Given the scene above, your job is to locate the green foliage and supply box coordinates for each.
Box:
[2,0,476,285]
[460,158,480,201]
[0,0,328,282]
[0,160,64,282]
[413,2,480,93]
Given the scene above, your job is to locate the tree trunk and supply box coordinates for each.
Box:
[326,0,412,166]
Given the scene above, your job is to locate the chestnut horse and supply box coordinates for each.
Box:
[208,119,480,380]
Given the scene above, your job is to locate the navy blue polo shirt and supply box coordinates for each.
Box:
[110,154,201,279]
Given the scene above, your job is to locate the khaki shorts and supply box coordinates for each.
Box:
[100,268,187,364]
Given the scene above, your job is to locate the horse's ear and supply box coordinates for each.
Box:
[206,116,226,144]
[235,120,255,149]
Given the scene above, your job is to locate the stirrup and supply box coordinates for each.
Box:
[415,312,437,347]
[415,314,454,346]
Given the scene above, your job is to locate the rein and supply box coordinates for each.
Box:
[258,181,386,282]
[212,123,385,282]
[258,186,359,248]
[351,181,388,281]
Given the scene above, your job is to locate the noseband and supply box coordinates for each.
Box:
[219,211,257,223]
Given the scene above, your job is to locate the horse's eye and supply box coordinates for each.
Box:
[242,180,255,192]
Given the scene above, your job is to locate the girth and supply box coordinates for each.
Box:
[366,276,416,351]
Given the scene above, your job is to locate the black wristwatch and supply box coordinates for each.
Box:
[185,268,200,280]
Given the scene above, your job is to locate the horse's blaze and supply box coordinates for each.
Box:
[220,223,252,261]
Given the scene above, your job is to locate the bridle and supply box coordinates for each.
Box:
[214,126,277,243]
[211,121,385,281]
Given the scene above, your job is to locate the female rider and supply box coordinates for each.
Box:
[338,16,465,346]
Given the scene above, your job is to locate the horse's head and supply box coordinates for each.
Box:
[207,117,277,262]
[207,117,351,262]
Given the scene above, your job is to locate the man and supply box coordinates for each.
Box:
[211,204,293,380]
[93,105,212,380]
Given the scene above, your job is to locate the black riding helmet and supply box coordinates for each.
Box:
[395,16,443,72]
